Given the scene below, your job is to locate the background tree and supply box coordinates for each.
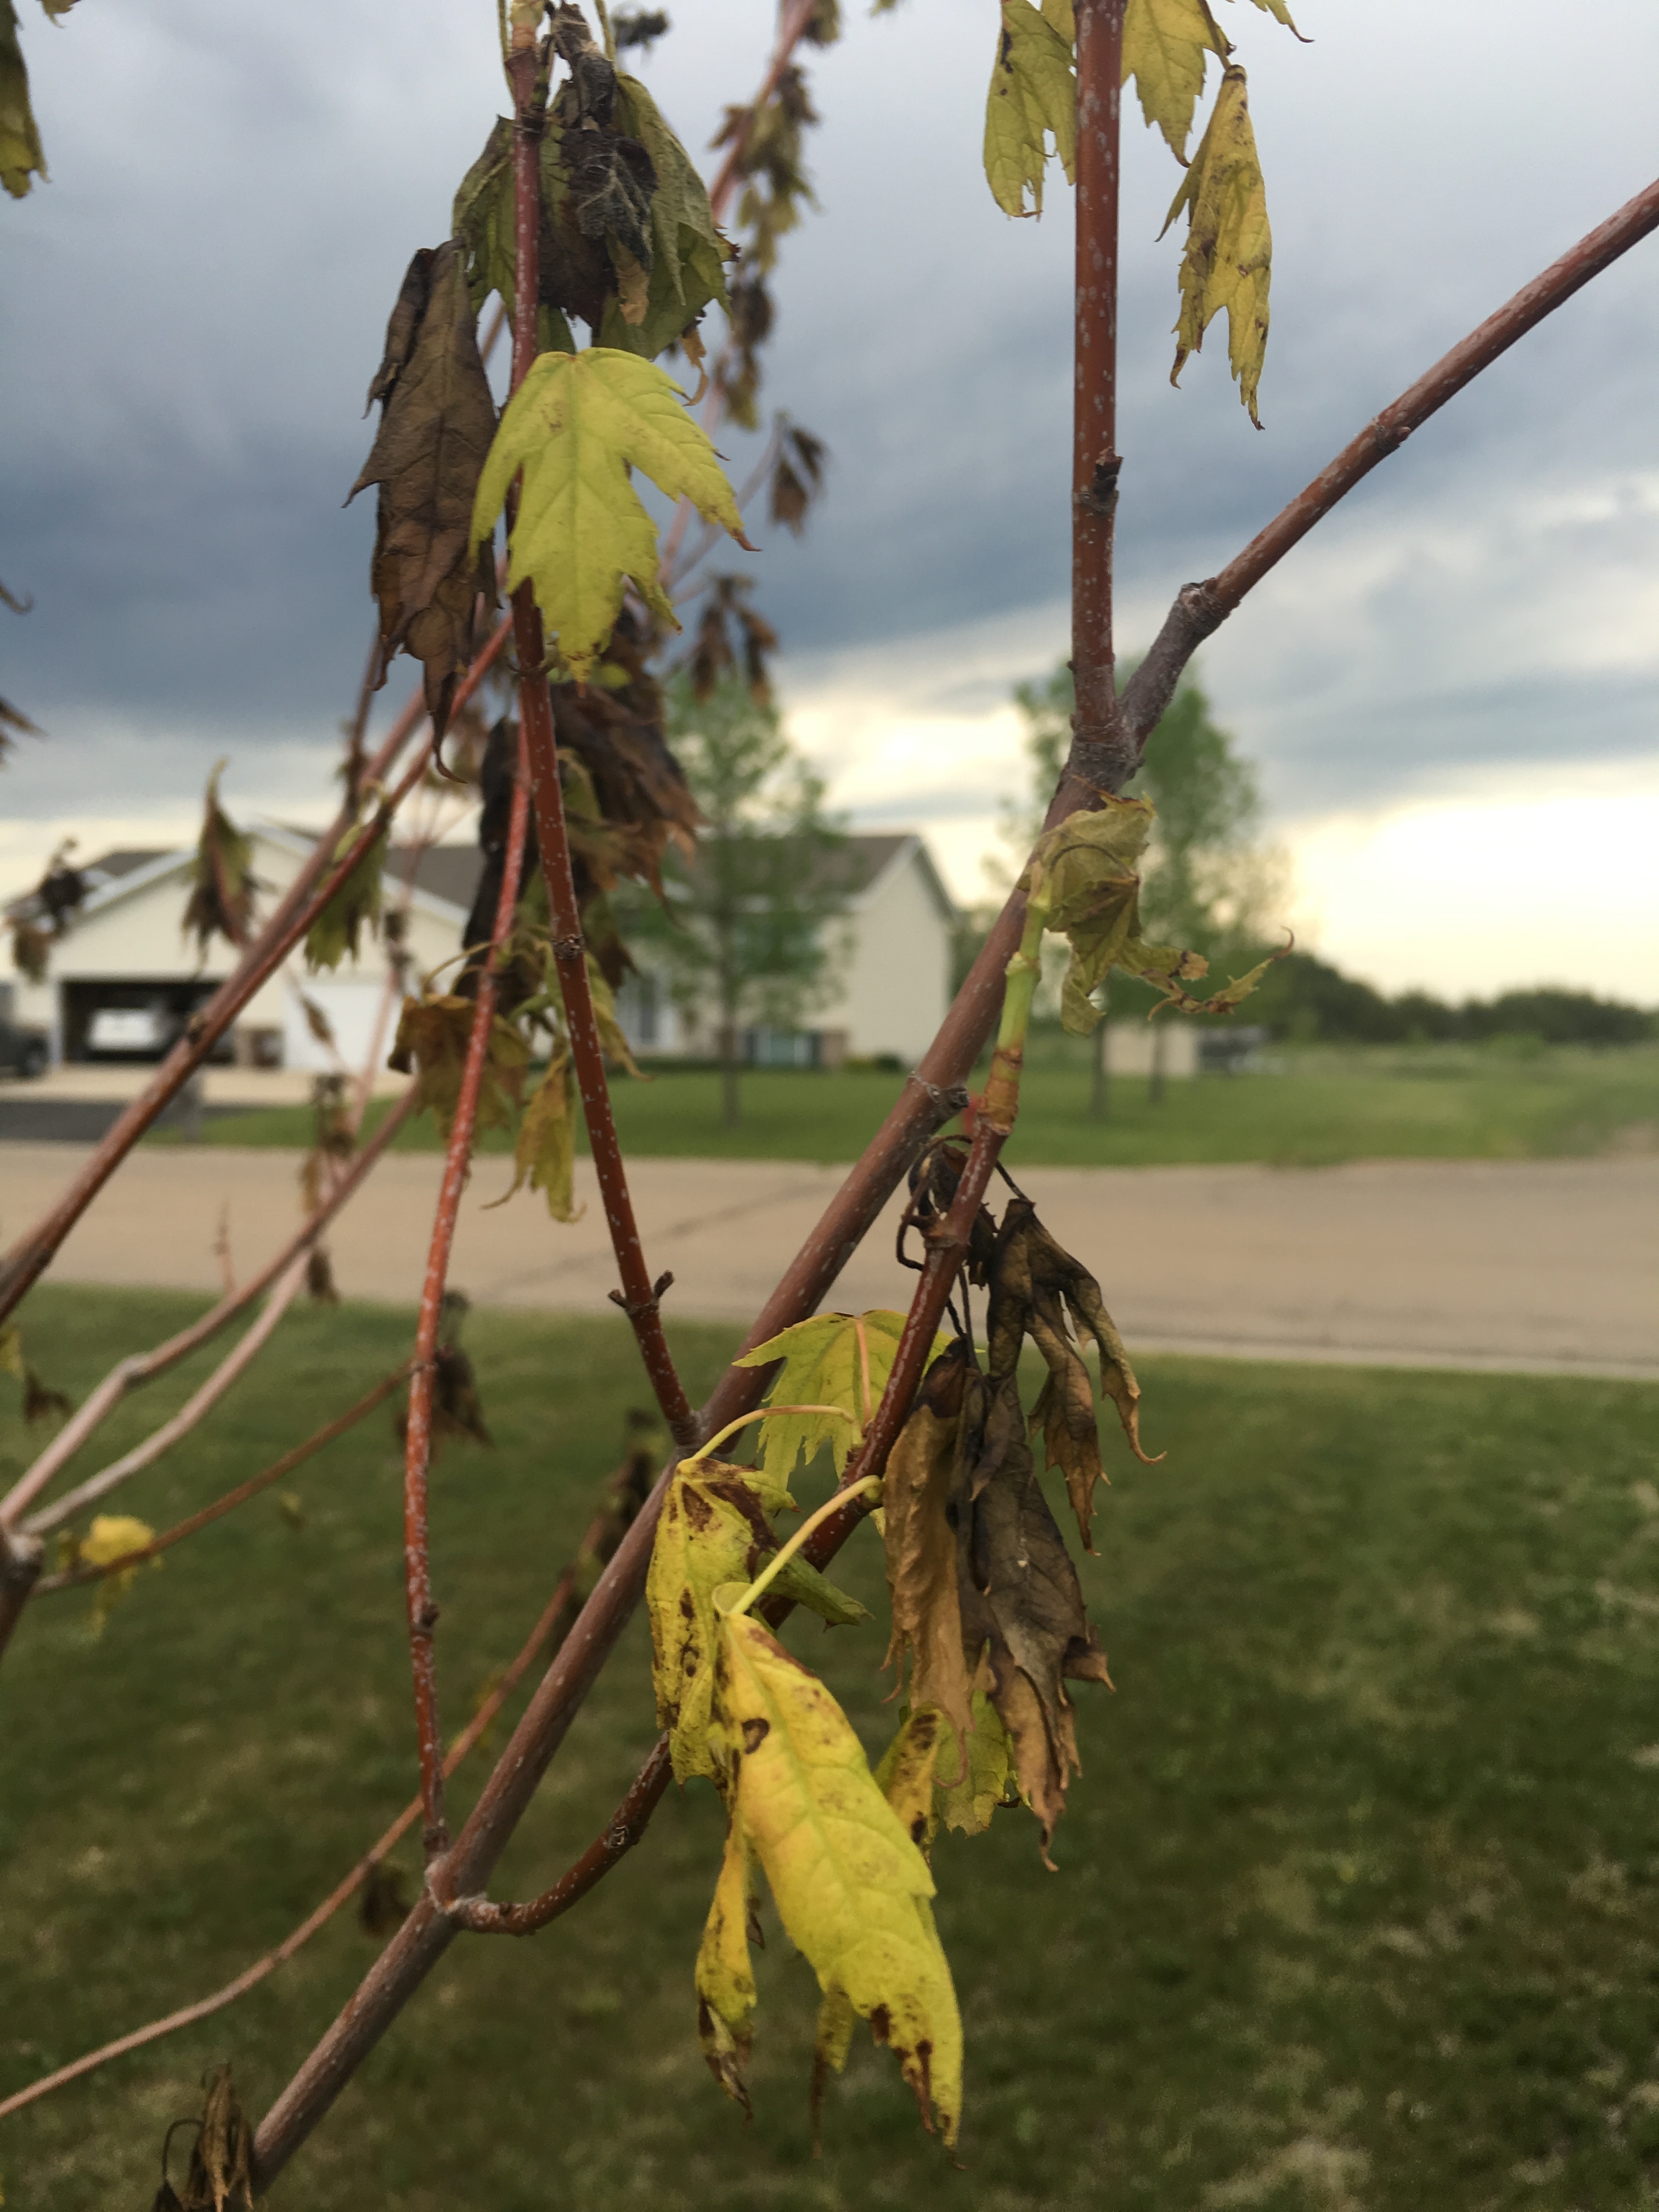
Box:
[1009,660,1282,1107]
[621,670,850,1128]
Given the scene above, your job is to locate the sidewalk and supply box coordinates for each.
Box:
[2,1146,1654,1379]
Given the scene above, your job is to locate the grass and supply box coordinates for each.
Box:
[170,1041,1659,1167]
[4,1287,1659,2209]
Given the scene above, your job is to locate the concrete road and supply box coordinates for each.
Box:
[1,1143,1654,1378]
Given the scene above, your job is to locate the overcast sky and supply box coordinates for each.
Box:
[2,0,1656,996]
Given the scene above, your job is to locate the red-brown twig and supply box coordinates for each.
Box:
[0,616,511,1331]
[0,1090,416,1534]
[1119,170,1659,749]
[1068,1,1131,798]
[31,1364,411,1594]
[402,735,532,1861]
[505,40,695,1449]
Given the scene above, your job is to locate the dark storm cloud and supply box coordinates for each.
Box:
[0,0,1654,830]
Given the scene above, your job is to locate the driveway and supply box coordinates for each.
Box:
[1,1145,1654,1379]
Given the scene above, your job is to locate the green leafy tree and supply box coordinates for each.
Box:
[622,672,850,1128]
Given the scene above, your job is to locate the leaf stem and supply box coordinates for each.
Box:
[726,1476,881,1618]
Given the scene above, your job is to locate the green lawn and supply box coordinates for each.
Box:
[175,1041,1659,1167]
[4,1290,1659,2210]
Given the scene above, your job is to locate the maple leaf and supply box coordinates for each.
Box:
[78,1512,160,1637]
[1031,798,1283,1028]
[714,1605,963,2143]
[304,825,385,972]
[502,1041,582,1223]
[181,764,257,956]
[695,1812,760,2113]
[349,240,499,737]
[601,73,733,361]
[1,1,47,199]
[986,1194,1160,1551]
[1161,63,1272,425]
[882,1339,978,1752]
[983,0,1076,220]
[737,1310,947,1487]
[953,1370,1111,1864]
[932,1691,1018,1837]
[646,1458,865,1784]
[1121,0,1226,160]
[471,348,747,684]
[388,992,531,1139]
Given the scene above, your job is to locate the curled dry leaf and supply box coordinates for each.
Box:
[388,990,531,1139]
[954,1368,1112,1865]
[157,2061,254,2212]
[647,1458,865,1785]
[349,240,498,738]
[304,826,385,972]
[1031,798,1284,1029]
[986,1193,1160,1551]
[182,765,257,957]
[695,1811,761,2114]
[882,1338,977,1753]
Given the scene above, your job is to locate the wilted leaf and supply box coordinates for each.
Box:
[567,126,657,273]
[695,1812,759,2112]
[1121,0,1225,159]
[1,0,46,199]
[684,574,778,705]
[359,1858,413,1936]
[349,240,499,737]
[715,1606,962,2143]
[953,1370,1111,1863]
[933,1691,1018,1837]
[1160,63,1271,424]
[769,421,827,537]
[179,2063,254,2212]
[22,1365,70,1424]
[388,991,530,1139]
[432,1340,492,1447]
[737,1310,946,1487]
[883,1339,977,1750]
[471,347,747,683]
[601,72,732,361]
[181,765,256,957]
[647,1459,865,1784]
[984,0,1076,219]
[1032,799,1280,1026]
[0,1320,21,1376]
[304,826,385,971]
[986,1195,1159,1550]
[872,1702,945,1852]
[505,1041,581,1222]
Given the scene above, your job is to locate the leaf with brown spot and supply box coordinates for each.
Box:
[388,990,530,1139]
[695,1811,759,2113]
[882,1338,977,1753]
[348,240,498,740]
[647,1459,866,1785]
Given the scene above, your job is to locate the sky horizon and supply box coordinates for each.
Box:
[2,0,1655,1003]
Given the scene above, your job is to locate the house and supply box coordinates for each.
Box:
[3,824,957,1073]
[2,822,473,1073]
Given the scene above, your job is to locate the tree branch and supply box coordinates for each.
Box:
[23,1252,313,1539]
[402,733,533,1859]
[0,1435,653,2122]
[1,1088,418,1533]
[1118,171,1659,748]
[0,613,511,1330]
[30,1364,411,1595]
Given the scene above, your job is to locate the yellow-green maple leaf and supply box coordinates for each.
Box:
[505,1042,581,1223]
[1160,64,1271,425]
[716,1606,963,2143]
[695,1813,759,2112]
[983,0,1076,220]
[470,348,747,682]
[736,1311,946,1487]
[647,1460,866,1785]
[933,1693,1018,1837]
[1121,0,1225,160]
[78,1513,158,1636]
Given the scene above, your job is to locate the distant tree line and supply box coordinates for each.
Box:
[1239,955,1655,1048]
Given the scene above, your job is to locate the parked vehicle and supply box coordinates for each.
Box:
[0,1015,49,1079]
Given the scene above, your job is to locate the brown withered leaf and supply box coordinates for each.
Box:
[953,1368,1111,1866]
[986,1195,1159,1553]
[163,2062,253,2212]
[22,1365,71,1425]
[348,240,498,741]
[769,420,827,537]
[304,1245,340,1305]
[883,1339,976,1756]
[567,127,657,272]
[684,573,778,704]
[359,1857,414,1936]
[181,764,257,956]
[433,1340,493,1447]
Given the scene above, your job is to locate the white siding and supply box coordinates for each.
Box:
[816,847,952,1061]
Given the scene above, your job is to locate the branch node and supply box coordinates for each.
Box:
[904,1073,971,1124]
[552,934,585,963]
